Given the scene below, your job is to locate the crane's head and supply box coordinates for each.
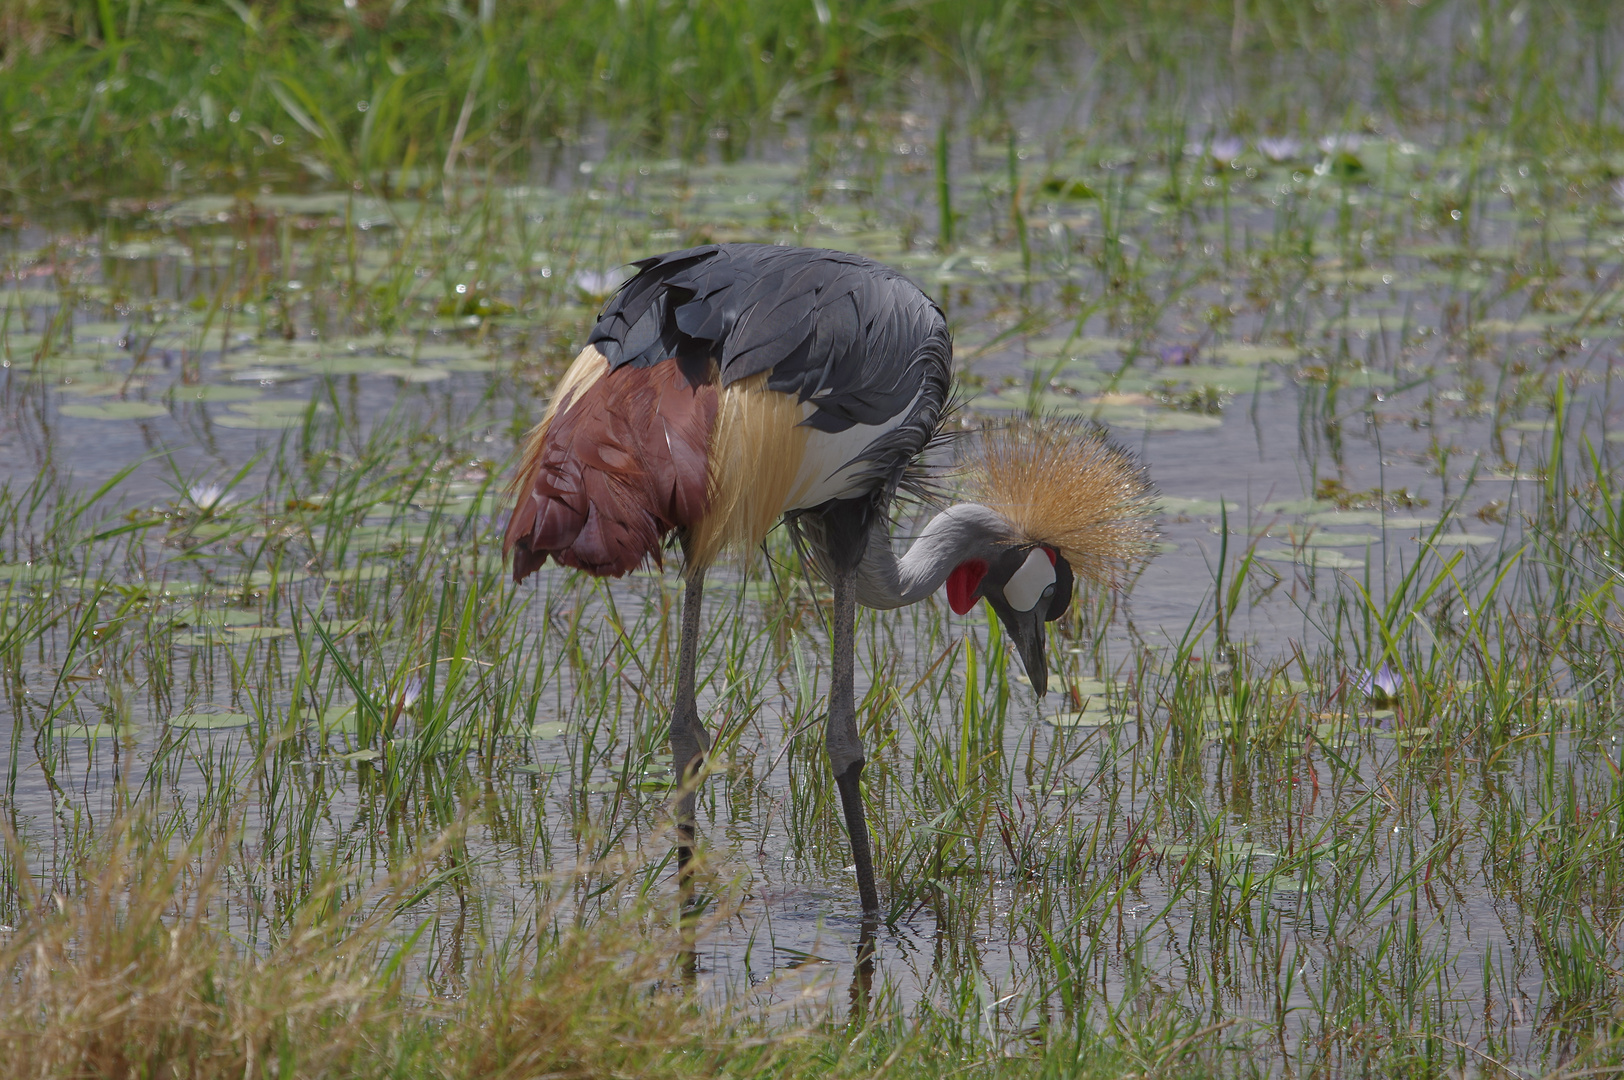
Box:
[946,420,1158,696]
[945,541,1073,695]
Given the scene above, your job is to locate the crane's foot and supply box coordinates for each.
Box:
[834,760,881,919]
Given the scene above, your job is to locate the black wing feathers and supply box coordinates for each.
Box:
[586,244,948,439]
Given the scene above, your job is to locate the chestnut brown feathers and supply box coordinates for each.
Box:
[505,348,717,579]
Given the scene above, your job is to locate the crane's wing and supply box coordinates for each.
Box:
[589,244,948,436]
[508,244,951,580]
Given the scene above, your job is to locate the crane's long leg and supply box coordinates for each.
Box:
[826,566,881,919]
[670,571,711,879]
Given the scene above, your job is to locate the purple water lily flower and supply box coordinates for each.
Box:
[1185,137,1245,167]
[570,267,630,300]
[1209,137,1245,166]
[187,482,232,513]
[1355,663,1401,702]
[1257,137,1300,163]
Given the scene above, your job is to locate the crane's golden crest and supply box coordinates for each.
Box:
[969,419,1158,586]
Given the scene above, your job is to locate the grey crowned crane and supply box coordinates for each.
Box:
[504,243,1156,919]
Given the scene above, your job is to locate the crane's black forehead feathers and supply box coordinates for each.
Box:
[587,243,948,435]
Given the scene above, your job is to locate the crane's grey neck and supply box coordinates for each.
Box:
[849,503,1019,610]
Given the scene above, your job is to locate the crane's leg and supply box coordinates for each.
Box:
[827,566,881,919]
[670,571,711,879]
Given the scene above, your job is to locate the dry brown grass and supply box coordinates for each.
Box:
[0,820,764,1080]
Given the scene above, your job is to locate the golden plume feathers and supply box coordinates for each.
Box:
[969,418,1159,586]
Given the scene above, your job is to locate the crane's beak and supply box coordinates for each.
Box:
[986,595,1048,696]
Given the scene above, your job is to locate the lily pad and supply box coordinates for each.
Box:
[0,563,56,582]
[1293,531,1378,547]
[59,401,168,421]
[511,761,568,776]
[1254,548,1366,569]
[1212,344,1299,365]
[1046,704,1121,728]
[313,618,381,639]
[178,608,262,628]
[306,356,391,376]
[169,711,251,730]
[221,626,294,642]
[527,721,572,739]
[245,568,310,587]
[1425,534,1498,547]
[377,365,451,383]
[1157,496,1236,517]
[323,564,396,582]
[311,705,359,733]
[55,723,121,739]
[1303,511,1438,528]
[230,367,308,384]
[214,411,306,430]
[172,384,264,403]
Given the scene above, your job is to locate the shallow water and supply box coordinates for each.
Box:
[4,91,1624,1072]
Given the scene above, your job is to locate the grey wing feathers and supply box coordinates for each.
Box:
[586,244,950,439]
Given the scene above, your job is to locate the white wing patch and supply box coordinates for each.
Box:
[785,389,922,510]
[1004,549,1056,612]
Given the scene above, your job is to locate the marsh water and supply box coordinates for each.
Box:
[5,28,1624,1075]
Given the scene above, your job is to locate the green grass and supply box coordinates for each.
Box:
[5,0,1624,1077]
[1,0,1621,201]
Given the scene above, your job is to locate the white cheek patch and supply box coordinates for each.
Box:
[1004,549,1056,612]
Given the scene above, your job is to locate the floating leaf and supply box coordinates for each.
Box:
[180,608,262,628]
[1255,548,1365,569]
[223,626,293,642]
[323,564,396,582]
[59,401,168,421]
[377,365,451,383]
[1046,704,1120,728]
[55,723,120,739]
[214,411,305,430]
[169,711,251,730]
[1303,511,1438,528]
[241,569,310,588]
[1293,531,1377,548]
[172,384,263,403]
[311,705,359,733]
[510,761,568,776]
[527,721,571,739]
[313,618,381,638]
[1158,496,1236,517]
[1211,344,1299,366]
[1426,534,1497,547]
[230,367,308,384]
[0,563,56,582]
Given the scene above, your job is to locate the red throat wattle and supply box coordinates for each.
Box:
[945,559,988,615]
